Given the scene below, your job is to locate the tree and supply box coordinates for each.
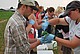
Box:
[10,7,14,9]
[18,0,20,2]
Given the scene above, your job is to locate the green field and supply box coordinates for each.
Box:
[0,10,13,21]
[0,10,13,54]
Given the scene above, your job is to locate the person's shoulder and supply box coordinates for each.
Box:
[64,16,71,20]
[65,16,70,18]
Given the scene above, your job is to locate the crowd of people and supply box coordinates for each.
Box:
[4,0,80,54]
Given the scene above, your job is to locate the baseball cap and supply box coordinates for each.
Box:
[30,6,39,11]
[20,0,38,11]
[63,1,80,16]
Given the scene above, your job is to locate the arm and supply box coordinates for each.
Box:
[12,25,41,52]
[12,25,31,53]
[26,24,32,33]
[28,13,42,29]
[37,14,42,24]
[41,17,68,31]
[29,38,37,43]
[48,18,68,26]
[55,36,80,49]
[30,39,41,49]
[26,18,35,33]
[33,16,42,29]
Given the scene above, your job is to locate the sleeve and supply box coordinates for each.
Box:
[64,16,71,24]
[11,25,30,53]
[75,24,80,39]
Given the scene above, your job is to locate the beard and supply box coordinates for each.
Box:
[24,15,29,21]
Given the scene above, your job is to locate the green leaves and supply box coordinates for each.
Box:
[41,31,49,39]
[41,31,48,36]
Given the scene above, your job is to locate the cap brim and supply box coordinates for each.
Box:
[31,6,38,11]
[63,9,72,16]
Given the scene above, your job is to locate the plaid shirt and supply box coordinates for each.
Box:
[4,10,31,54]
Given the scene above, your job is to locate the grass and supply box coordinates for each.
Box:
[0,21,7,54]
[0,10,13,54]
[0,10,13,21]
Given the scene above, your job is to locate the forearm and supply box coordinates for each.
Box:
[26,24,32,33]
[30,39,41,50]
[49,18,67,25]
[33,20,42,29]
[55,37,76,48]
[12,33,31,52]
[49,18,60,25]
[35,25,42,29]
[29,38,37,43]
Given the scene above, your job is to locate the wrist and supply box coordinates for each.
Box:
[44,16,48,19]
[28,24,32,26]
[54,36,56,40]
[47,21,49,25]
[29,19,35,25]
[37,38,43,44]
[37,39,41,45]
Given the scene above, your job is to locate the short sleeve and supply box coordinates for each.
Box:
[65,16,71,24]
[75,24,80,38]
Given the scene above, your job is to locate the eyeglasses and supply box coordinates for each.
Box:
[29,6,33,9]
[25,5,33,10]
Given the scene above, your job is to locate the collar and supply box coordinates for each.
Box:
[75,18,80,25]
[15,10,26,21]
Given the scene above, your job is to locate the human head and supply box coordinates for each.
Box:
[34,1,39,9]
[17,0,38,17]
[63,1,80,18]
[55,6,64,17]
[32,1,39,13]
[31,1,39,14]
[38,6,44,12]
[55,6,64,14]
[47,7,55,17]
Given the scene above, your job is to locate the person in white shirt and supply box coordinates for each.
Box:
[41,1,80,54]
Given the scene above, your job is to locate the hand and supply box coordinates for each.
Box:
[44,34,55,43]
[39,34,55,44]
[39,36,45,44]
[41,21,49,30]
[43,16,48,19]
[29,19,35,25]
[42,19,47,23]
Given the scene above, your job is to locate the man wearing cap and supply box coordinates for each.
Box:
[41,1,80,54]
[4,0,51,54]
